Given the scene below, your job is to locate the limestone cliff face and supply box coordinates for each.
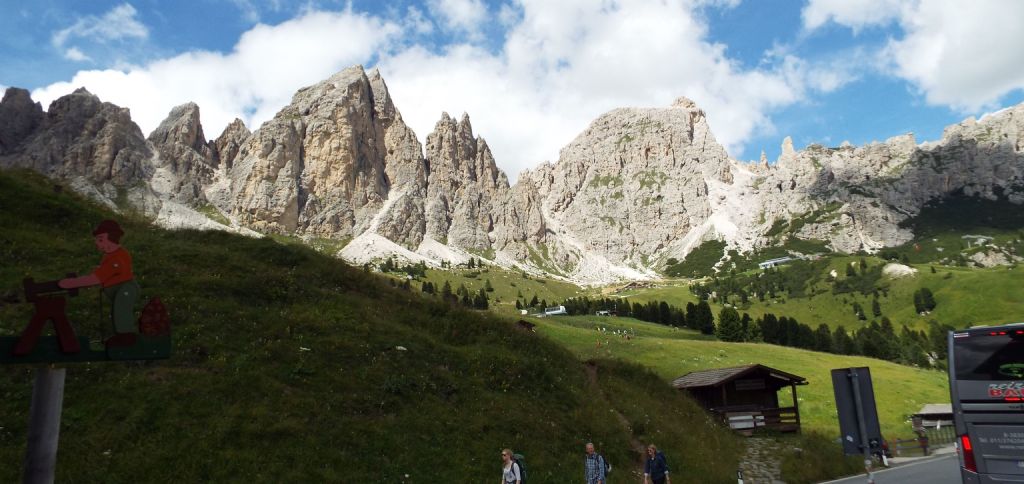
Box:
[227,65,426,241]
[495,97,733,277]
[148,102,218,202]
[213,118,250,171]
[0,88,149,186]
[747,103,1024,253]
[3,68,1024,282]
[423,112,509,249]
[0,88,44,155]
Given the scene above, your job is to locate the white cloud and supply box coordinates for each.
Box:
[64,47,92,62]
[33,10,399,140]
[381,0,841,175]
[804,0,1024,111]
[427,0,487,34]
[33,1,844,182]
[52,3,149,48]
[228,0,262,23]
[403,5,435,35]
[801,0,903,32]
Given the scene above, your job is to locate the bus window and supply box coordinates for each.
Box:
[953,333,1024,381]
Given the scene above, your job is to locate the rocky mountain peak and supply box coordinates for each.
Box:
[672,96,698,110]
[213,118,250,170]
[0,86,149,186]
[148,102,217,202]
[0,88,44,154]
[227,63,426,242]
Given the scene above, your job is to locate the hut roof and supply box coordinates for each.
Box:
[671,364,806,389]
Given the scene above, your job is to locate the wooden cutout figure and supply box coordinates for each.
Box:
[59,220,141,348]
[12,277,82,355]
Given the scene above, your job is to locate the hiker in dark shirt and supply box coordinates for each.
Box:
[643,444,671,484]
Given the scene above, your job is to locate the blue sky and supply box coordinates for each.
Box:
[2,0,1023,179]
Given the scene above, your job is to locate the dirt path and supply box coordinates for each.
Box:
[738,438,785,483]
[584,361,647,475]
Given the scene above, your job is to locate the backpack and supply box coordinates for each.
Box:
[598,453,612,475]
[511,454,526,482]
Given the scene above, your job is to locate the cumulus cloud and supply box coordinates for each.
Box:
[34,1,846,181]
[382,0,843,175]
[51,3,149,48]
[801,0,903,31]
[33,9,399,140]
[64,47,92,62]
[804,0,1024,111]
[427,0,487,34]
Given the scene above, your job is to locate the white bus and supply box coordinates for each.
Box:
[544,305,567,316]
[947,322,1024,483]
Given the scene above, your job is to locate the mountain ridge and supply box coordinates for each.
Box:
[2,65,1023,284]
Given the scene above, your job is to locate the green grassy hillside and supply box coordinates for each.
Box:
[531,315,950,441]
[0,170,742,482]
[616,258,1024,333]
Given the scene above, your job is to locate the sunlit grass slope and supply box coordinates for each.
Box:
[531,315,950,441]
[0,169,741,483]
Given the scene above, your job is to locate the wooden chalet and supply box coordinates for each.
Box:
[672,364,807,435]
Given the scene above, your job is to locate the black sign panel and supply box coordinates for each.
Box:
[831,367,884,456]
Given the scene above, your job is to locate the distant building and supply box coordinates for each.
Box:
[962,235,993,248]
[912,403,953,428]
[544,305,567,316]
[758,257,794,269]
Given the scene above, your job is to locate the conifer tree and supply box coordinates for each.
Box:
[715,307,744,342]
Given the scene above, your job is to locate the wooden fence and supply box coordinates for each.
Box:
[721,407,800,435]
[893,426,957,456]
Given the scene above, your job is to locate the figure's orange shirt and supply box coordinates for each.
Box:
[93,247,134,288]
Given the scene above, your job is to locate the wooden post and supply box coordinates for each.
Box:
[790,384,801,431]
[22,366,66,484]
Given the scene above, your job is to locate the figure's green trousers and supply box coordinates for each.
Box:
[103,280,140,334]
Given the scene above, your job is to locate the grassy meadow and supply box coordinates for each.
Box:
[0,169,744,483]
[530,314,951,441]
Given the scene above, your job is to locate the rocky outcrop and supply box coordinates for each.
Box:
[213,118,250,170]
[227,65,426,241]
[148,102,218,202]
[493,97,733,278]
[748,103,1024,253]
[423,112,509,249]
[0,88,149,186]
[0,88,44,154]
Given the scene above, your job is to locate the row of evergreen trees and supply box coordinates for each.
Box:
[420,280,490,310]
[558,296,719,335]
[559,295,955,368]
[710,308,953,367]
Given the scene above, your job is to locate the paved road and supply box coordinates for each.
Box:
[821,453,960,484]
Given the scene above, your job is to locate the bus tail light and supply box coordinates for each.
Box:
[960,434,978,473]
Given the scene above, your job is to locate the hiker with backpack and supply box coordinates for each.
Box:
[500,448,523,484]
[643,444,671,484]
[584,442,608,484]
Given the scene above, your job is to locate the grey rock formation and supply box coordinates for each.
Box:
[227,65,427,242]
[213,118,250,170]
[423,112,509,249]
[0,88,149,185]
[3,67,1024,281]
[494,97,733,278]
[0,88,44,155]
[148,102,218,202]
